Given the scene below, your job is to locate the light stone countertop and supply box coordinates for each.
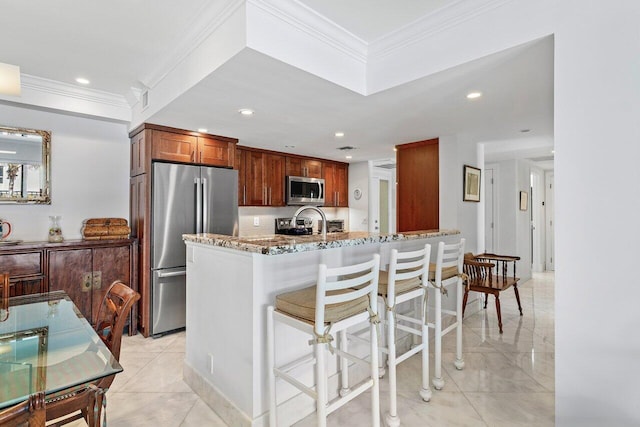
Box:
[183,229,460,255]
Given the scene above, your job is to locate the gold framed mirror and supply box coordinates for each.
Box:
[0,126,51,204]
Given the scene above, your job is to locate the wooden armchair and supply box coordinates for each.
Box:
[45,281,140,427]
[0,392,45,427]
[462,253,522,333]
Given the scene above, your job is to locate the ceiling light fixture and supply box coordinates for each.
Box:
[75,77,90,85]
[551,150,555,154]
[345,155,352,159]
[466,91,482,99]
[520,129,531,133]
[335,132,345,138]
[239,108,254,116]
[0,62,21,96]
[197,128,208,133]
[0,150,16,155]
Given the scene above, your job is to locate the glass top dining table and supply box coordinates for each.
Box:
[0,291,122,409]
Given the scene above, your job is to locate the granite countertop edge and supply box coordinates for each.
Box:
[183,229,460,255]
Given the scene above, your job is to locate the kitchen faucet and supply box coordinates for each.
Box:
[292,206,327,240]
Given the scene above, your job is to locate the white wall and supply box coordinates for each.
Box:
[348,161,369,232]
[0,104,129,241]
[554,2,640,424]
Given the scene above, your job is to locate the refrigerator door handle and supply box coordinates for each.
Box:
[202,177,209,232]
[195,177,202,233]
[157,269,187,278]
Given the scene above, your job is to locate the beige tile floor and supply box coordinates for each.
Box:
[66,272,554,426]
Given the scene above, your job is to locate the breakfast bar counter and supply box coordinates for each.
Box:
[182,229,461,427]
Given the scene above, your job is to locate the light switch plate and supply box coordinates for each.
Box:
[253,217,260,226]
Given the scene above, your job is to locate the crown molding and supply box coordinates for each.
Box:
[369,0,515,60]
[21,74,130,108]
[0,74,131,121]
[142,0,246,89]
[249,0,368,63]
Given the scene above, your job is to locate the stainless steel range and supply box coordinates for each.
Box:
[275,217,313,235]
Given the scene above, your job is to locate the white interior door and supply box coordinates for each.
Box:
[545,172,555,271]
[530,170,545,272]
[484,167,495,253]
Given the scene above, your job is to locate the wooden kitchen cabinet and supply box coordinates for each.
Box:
[129,123,237,336]
[323,161,349,207]
[152,130,197,163]
[237,147,285,206]
[0,239,137,332]
[285,157,323,178]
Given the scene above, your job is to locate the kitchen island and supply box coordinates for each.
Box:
[183,230,461,427]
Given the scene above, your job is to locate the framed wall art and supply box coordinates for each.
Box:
[463,165,481,202]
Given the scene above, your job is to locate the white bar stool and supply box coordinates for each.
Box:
[377,244,431,427]
[428,239,466,390]
[267,254,381,427]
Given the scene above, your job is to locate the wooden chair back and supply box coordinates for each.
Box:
[0,392,45,427]
[94,280,141,361]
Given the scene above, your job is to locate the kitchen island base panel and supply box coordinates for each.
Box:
[184,231,466,425]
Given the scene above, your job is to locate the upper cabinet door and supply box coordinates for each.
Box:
[285,157,323,178]
[265,154,285,206]
[198,137,234,167]
[152,131,197,163]
[130,131,147,176]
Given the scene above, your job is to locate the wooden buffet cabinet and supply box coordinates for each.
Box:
[0,238,137,333]
[129,123,238,337]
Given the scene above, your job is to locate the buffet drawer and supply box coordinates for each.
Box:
[0,251,44,277]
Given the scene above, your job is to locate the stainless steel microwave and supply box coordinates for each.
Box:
[286,176,325,205]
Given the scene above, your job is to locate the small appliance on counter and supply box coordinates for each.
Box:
[275,217,313,235]
[318,219,345,234]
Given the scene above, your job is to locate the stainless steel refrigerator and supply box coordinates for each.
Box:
[151,162,238,336]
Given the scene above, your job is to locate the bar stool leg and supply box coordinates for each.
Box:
[454,278,465,370]
[385,308,400,427]
[339,329,350,397]
[267,307,277,427]
[432,290,444,390]
[315,340,328,427]
[378,305,387,378]
[420,294,432,402]
[370,313,381,427]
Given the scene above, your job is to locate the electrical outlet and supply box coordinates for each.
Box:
[253,217,260,226]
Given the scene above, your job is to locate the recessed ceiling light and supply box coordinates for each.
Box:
[551,150,555,154]
[466,91,482,99]
[197,128,208,133]
[520,129,531,133]
[335,132,345,138]
[75,77,90,85]
[239,109,254,116]
[345,155,352,159]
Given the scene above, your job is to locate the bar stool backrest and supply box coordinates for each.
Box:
[315,254,380,333]
[387,244,430,306]
[435,239,466,283]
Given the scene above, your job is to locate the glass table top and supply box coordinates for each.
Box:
[0,291,122,409]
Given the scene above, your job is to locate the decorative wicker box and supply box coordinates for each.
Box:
[81,218,131,240]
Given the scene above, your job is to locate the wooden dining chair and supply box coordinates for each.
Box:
[0,392,46,427]
[462,253,522,333]
[45,280,140,427]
